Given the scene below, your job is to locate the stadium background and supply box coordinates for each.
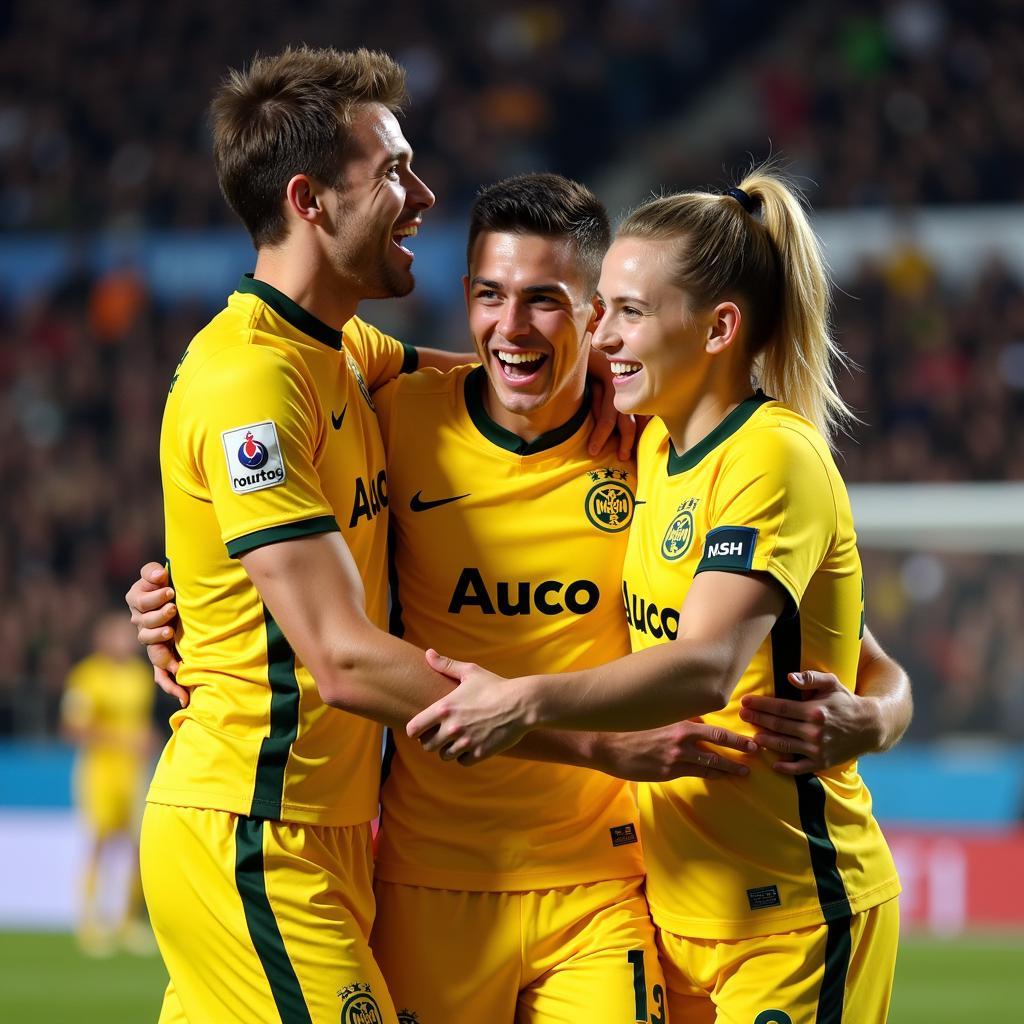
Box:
[1,0,1022,1019]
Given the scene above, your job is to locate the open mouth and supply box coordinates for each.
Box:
[610,360,643,381]
[391,223,418,256]
[495,350,548,383]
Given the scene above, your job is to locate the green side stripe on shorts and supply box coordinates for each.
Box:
[250,608,300,819]
[818,915,853,1023]
[234,816,313,1024]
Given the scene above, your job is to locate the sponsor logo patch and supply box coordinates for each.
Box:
[222,422,286,494]
[610,823,639,847]
[698,526,758,572]
[746,884,781,910]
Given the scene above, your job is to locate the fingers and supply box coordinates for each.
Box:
[690,745,749,776]
[129,587,176,618]
[424,649,475,683]
[740,694,824,724]
[786,670,842,693]
[751,731,816,759]
[143,562,169,585]
[154,666,189,708]
[407,700,449,741]
[688,722,758,753]
[740,703,825,737]
[134,602,177,637]
[147,643,181,675]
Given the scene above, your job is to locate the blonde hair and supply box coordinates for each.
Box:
[617,166,853,446]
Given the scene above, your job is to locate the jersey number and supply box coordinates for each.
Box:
[627,950,665,1023]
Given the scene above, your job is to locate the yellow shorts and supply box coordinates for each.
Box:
[75,755,146,838]
[371,875,666,1024]
[656,897,899,1024]
[141,803,398,1024]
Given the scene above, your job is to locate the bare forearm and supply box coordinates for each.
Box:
[855,641,912,753]
[522,641,732,734]
[312,630,454,731]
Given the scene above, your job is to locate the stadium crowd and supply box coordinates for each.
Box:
[0,250,1021,741]
[2,0,1023,232]
[1,0,1021,743]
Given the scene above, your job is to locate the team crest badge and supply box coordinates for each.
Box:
[662,497,699,560]
[398,1013,420,1024]
[338,983,384,1024]
[584,469,635,533]
[347,355,376,410]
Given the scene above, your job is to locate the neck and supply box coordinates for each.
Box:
[254,244,360,330]
[661,364,754,456]
[481,383,586,444]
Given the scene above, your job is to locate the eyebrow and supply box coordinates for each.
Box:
[600,293,650,306]
[378,147,413,170]
[470,276,572,298]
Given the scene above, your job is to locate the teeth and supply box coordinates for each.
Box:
[611,361,642,375]
[498,351,544,365]
[393,225,418,238]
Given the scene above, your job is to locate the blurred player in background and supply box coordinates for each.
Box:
[410,170,903,1023]
[60,611,155,956]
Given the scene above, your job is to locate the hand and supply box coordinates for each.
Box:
[739,671,882,775]
[126,562,188,707]
[406,650,533,765]
[586,359,638,462]
[598,720,758,782]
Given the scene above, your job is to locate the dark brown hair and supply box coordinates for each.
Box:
[467,174,611,294]
[211,46,407,248]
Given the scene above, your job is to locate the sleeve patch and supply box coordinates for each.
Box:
[222,421,287,494]
[697,526,758,572]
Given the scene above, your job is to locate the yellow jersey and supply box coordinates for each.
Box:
[374,365,645,890]
[61,653,154,769]
[625,394,900,938]
[147,275,415,826]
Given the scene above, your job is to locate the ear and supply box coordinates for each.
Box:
[285,174,322,225]
[705,300,741,355]
[462,274,471,310]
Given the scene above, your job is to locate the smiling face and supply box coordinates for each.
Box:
[593,236,717,420]
[465,231,599,436]
[327,103,435,299]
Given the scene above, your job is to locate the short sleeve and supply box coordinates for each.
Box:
[178,346,338,558]
[695,427,836,608]
[345,317,417,392]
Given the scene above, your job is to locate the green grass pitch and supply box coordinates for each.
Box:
[0,931,1021,1021]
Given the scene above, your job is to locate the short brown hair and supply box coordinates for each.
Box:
[211,46,407,248]
[467,174,610,294]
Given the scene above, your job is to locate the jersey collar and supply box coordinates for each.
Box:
[464,365,591,456]
[237,274,343,351]
[667,390,772,476]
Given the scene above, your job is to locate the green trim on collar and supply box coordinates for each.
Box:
[464,365,591,456]
[667,390,772,476]
[238,275,343,350]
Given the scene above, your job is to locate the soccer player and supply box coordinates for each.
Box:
[60,612,155,955]
[411,170,903,1022]
[132,171,910,1023]
[142,46,483,1024]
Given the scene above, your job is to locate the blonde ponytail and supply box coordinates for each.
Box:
[736,171,854,444]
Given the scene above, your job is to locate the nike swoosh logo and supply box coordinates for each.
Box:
[331,405,347,430]
[410,490,470,512]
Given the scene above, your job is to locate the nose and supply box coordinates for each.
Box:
[498,299,530,341]
[406,169,435,212]
[591,315,621,354]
